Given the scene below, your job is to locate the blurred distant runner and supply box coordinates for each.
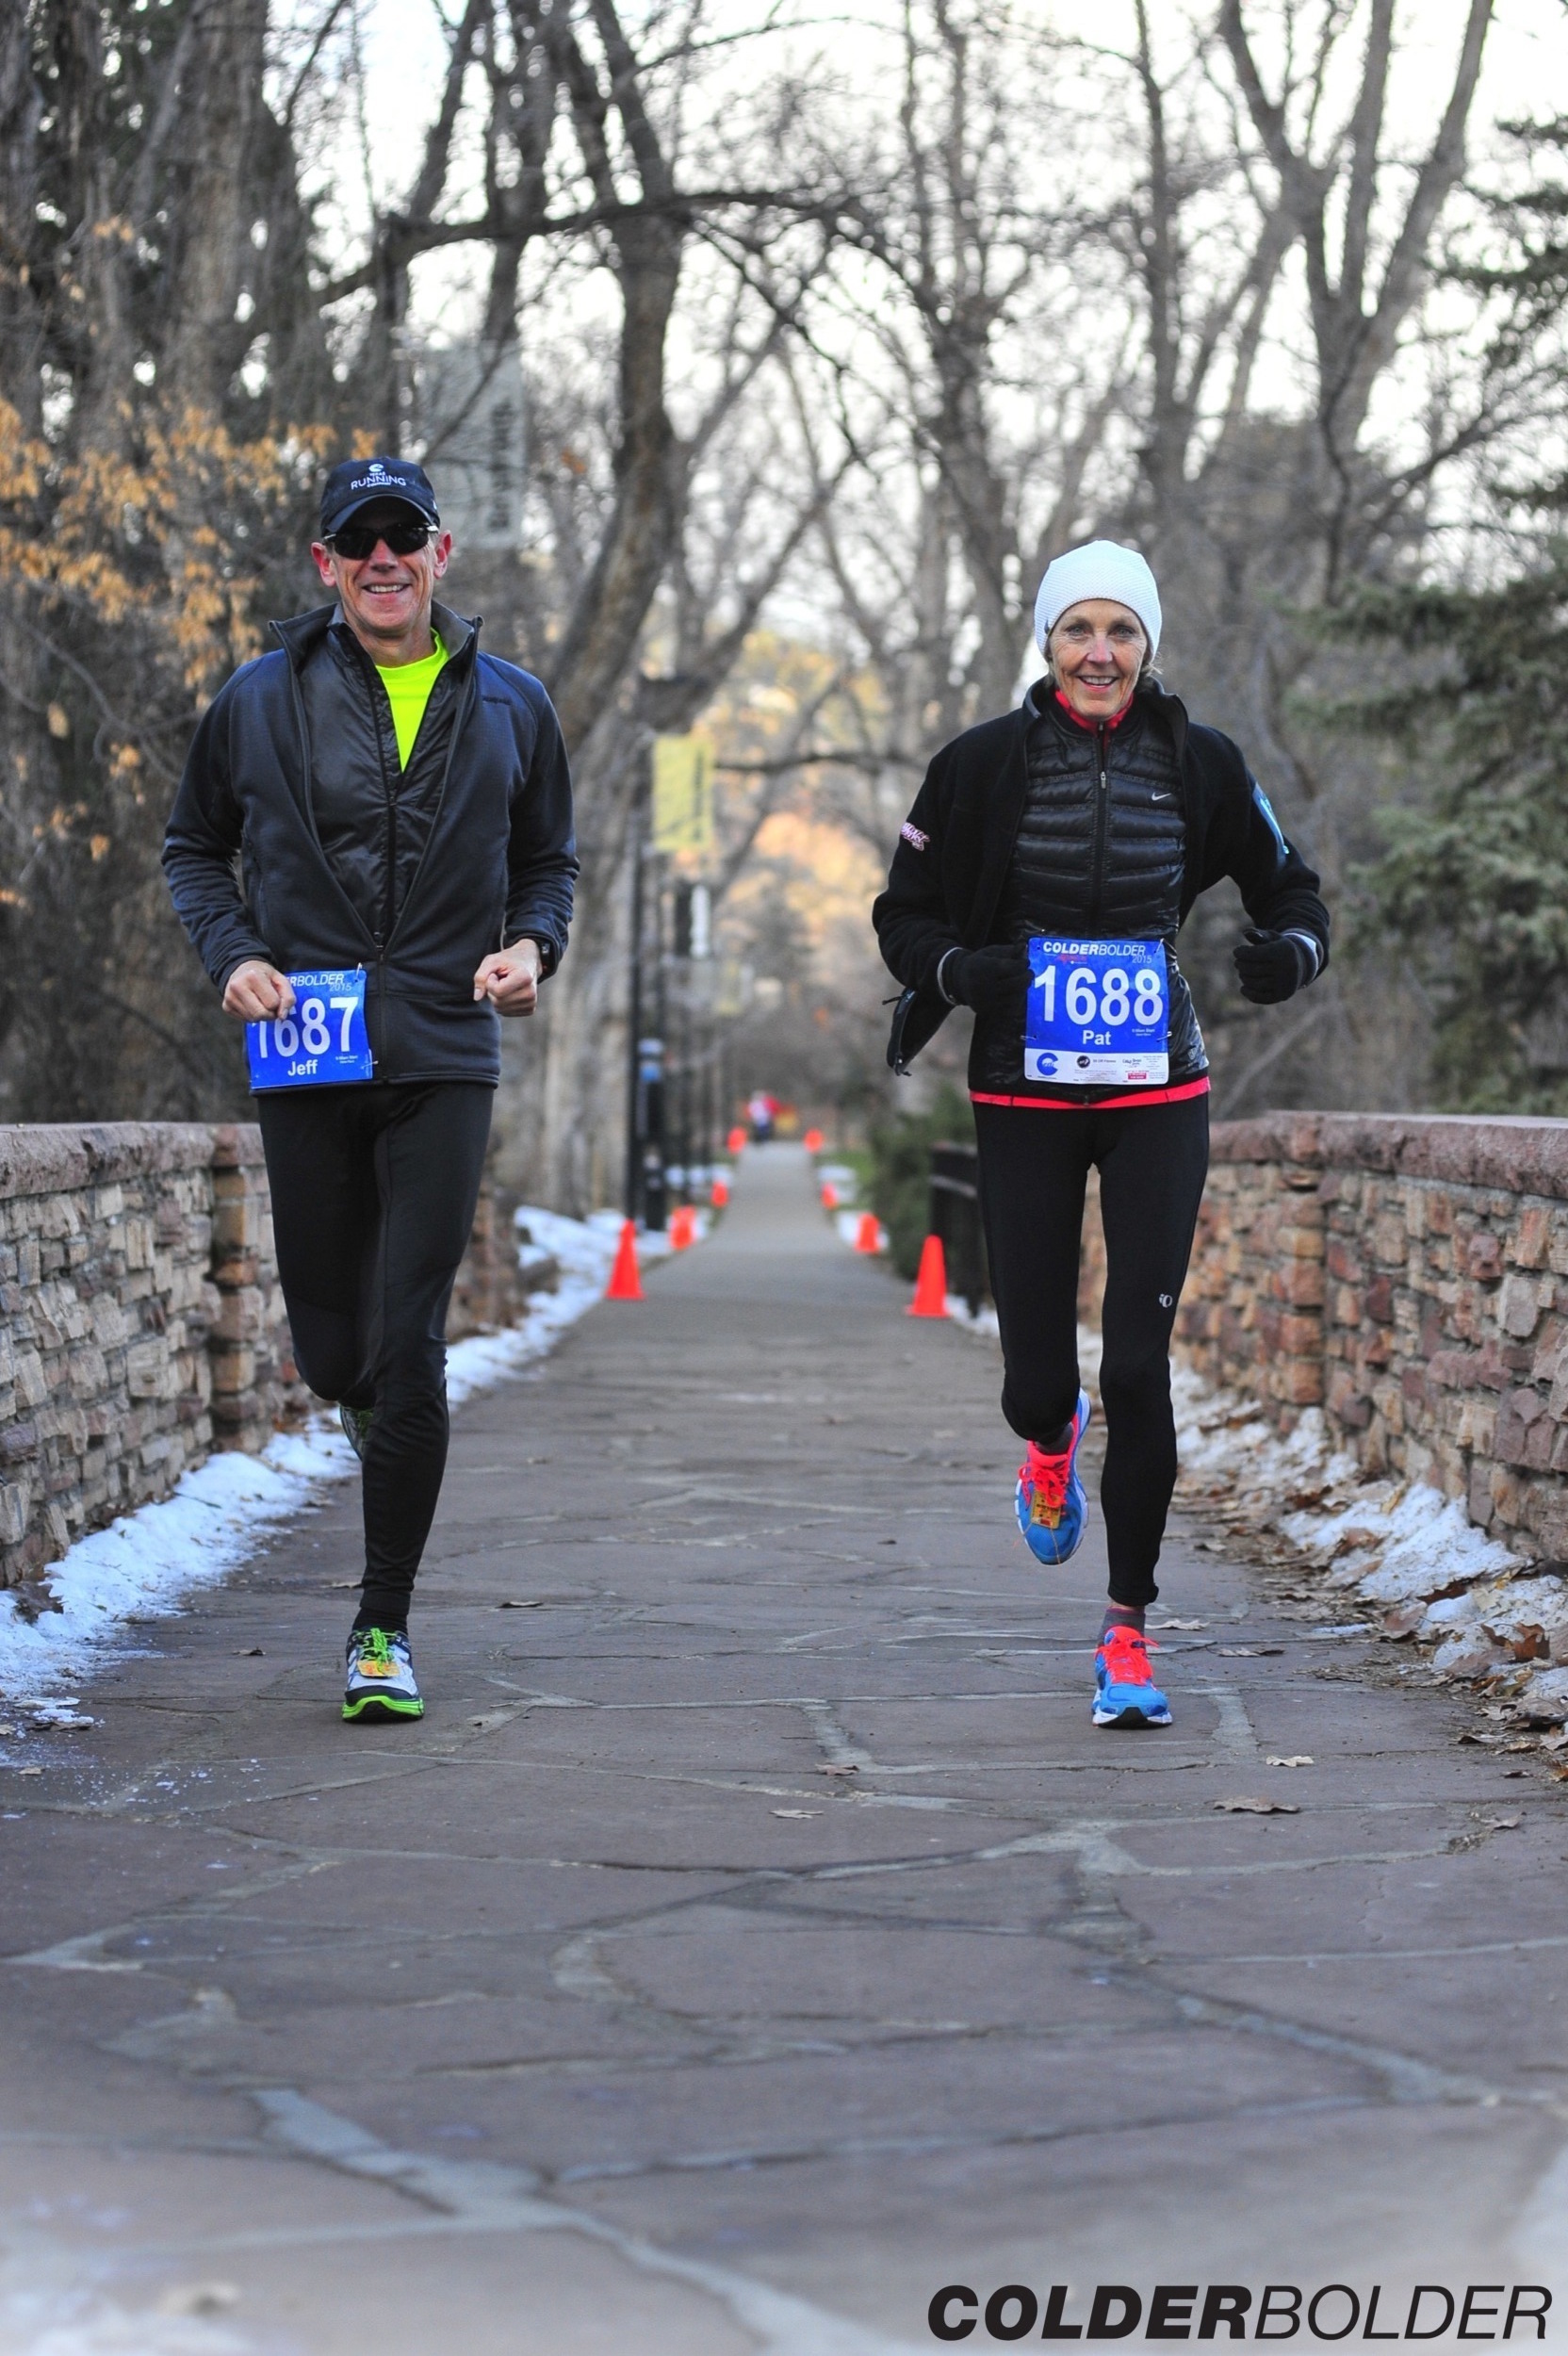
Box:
[164,456,577,1725]
[748,1089,777,1144]
[874,541,1330,1729]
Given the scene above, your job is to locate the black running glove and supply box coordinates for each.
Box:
[1233,929,1318,1006]
[939,941,1031,1012]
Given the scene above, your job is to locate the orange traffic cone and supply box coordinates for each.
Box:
[907,1234,948,1317]
[727,1125,747,1154]
[604,1219,644,1301]
[669,1205,694,1250]
[804,1127,824,1153]
[821,1180,839,1210]
[710,1176,730,1209]
[854,1211,881,1254]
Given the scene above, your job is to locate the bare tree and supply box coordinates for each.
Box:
[0,0,339,1121]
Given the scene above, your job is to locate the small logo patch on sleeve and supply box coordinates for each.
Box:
[900,821,929,851]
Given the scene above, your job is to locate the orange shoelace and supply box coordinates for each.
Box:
[1098,1626,1157,1684]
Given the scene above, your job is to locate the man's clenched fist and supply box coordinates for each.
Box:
[474,938,543,1016]
[222,960,296,1022]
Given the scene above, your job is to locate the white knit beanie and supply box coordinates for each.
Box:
[1034,539,1162,659]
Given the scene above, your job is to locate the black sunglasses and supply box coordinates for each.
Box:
[326,519,433,559]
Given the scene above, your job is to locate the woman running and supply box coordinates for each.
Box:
[874,540,1330,1729]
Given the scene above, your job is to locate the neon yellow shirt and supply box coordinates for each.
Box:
[375,643,448,769]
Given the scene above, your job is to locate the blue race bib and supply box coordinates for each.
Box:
[246,969,373,1091]
[1025,938,1169,1087]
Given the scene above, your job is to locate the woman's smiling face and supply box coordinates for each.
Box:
[1049,599,1146,722]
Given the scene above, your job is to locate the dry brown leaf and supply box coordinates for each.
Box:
[1215,1794,1299,1814]
[1266,1755,1315,1768]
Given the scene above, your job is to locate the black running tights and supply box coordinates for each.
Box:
[973,1093,1210,1607]
[258,1082,494,1628]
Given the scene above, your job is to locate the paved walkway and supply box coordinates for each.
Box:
[3,1146,1567,2353]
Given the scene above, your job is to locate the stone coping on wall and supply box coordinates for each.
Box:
[1212,1111,1568,1199]
[0,1121,265,1203]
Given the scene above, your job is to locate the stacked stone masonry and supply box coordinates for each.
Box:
[1176,1113,1568,1562]
[0,1125,301,1591]
[0,1122,547,1595]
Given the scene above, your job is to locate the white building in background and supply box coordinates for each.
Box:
[407,340,526,551]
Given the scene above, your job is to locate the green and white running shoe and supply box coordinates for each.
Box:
[338,1403,374,1461]
[343,1626,423,1723]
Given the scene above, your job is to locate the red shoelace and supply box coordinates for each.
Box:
[1098,1625,1158,1684]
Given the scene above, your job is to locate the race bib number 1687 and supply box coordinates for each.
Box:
[1024,936,1169,1087]
[246,969,373,1092]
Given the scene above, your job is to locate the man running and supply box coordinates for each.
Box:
[164,456,577,1724]
[874,540,1329,1730]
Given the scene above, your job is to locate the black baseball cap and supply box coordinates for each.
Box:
[319,455,440,538]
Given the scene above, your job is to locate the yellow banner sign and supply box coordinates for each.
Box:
[651,735,714,855]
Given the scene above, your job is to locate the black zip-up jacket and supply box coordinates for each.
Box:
[163,602,578,1087]
[873,681,1329,1086]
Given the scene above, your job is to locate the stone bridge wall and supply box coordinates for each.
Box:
[0,1122,536,1594]
[1176,1113,1568,1562]
[0,1123,297,1591]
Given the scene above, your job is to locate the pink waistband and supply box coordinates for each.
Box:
[970,1076,1212,1112]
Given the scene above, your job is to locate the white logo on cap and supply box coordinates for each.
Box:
[349,460,402,491]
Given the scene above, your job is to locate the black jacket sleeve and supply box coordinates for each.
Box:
[503,681,578,975]
[871,747,962,994]
[1196,729,1331,972]
[1235,777,1331,969]
[161,675,275,991]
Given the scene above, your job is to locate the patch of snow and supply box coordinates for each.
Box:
[0,1426,356,1702]
[1166,1352,1568,1721]
[945,1297,1000,1341]
[0,1206,625,1701]
[833,1209,887,1252]
[1514,1665,1568,1724]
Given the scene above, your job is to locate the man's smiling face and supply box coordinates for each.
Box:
[310,500,452,663]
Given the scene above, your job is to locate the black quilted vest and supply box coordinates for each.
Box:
[970,685,1206,1095]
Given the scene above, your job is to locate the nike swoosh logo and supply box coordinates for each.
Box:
[1151,792,1173,802]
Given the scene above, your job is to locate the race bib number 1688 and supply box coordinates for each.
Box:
[246,968,373,1092]
[1024,937,1169,1087]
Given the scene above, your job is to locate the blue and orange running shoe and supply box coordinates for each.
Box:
[1015,1389,1091,1564]
[1092,1625,1171,1728]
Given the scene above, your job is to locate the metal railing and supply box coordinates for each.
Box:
[929,1142,989,1314]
